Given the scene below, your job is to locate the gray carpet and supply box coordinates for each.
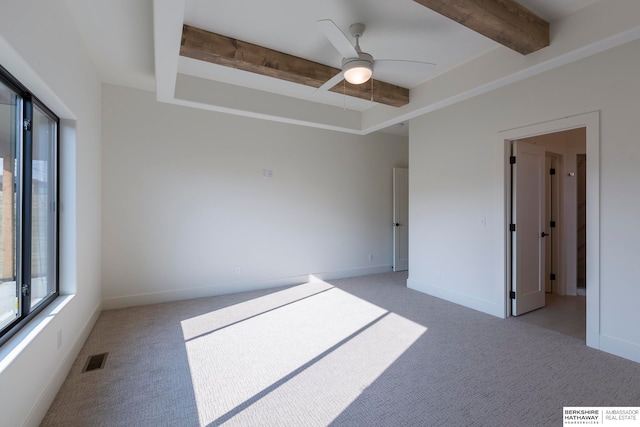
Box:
[41,272,640,426]
[512,293,586,341]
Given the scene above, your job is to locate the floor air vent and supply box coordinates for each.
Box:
[82,352,108,373]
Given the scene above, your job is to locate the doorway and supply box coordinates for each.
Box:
[508,135,587,339]
[513,128,586,300]
[500,111,600,349]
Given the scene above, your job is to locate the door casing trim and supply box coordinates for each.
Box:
[498,111,600,349]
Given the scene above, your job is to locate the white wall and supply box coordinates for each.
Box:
[0,0,102,426]
[408,38,640,363]
[102,84,408,308]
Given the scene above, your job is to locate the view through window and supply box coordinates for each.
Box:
[0,77,19,332]
[0,66,58,345]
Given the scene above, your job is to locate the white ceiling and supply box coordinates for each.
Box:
[62,0,626,136]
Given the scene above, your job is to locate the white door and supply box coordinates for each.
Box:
[544,155,553,293]
[511,141,546,316]
[393,168,409,272]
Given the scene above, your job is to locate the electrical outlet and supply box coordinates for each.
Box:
[234,266,242,275]
[57,330,62,349]
[368,254,374,261]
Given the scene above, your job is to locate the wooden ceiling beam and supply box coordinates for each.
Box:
[413,0,549,55]
[180,25,409,107]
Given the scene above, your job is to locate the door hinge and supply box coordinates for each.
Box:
[509,224,516,232]
[510,291,516,300]
[23,119,32,131]
[21,284,30,297]
[550,168,556,175]
[550,273,556,281]
[509,156,516,164]
[550,220,556,228]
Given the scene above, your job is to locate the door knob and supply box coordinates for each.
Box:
[541,232,549,237]
[395,223,401,227]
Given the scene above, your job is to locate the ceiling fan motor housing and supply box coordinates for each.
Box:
[342,52,374,70]
[342,52,374,84]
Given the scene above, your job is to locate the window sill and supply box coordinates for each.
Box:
[0,294,75,373]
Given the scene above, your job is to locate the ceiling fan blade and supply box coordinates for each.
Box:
[373,59,437,83]
[374,59,437,69]
[317,19,358,59]
[314,71,345,93]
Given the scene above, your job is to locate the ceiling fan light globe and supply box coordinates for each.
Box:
[344,67,372,84]
[343,59,373,85]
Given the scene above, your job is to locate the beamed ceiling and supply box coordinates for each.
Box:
[61,0,637,135]
[179,0,550,109]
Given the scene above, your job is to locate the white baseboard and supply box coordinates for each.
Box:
[103,265,393,310]
[599,334,640,364]
[24,301,102,427]
[307,265,392,282]
[407,277,504,318]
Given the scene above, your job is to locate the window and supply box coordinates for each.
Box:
[0,65,58,346]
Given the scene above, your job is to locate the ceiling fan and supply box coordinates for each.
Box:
[316,19,436,93]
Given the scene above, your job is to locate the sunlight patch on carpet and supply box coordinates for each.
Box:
[181,279,427,426]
